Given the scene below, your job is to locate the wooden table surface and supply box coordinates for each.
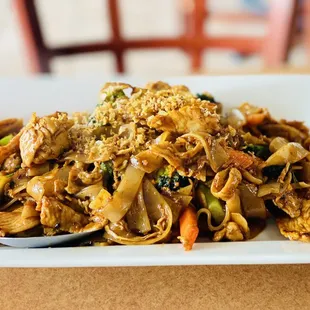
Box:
[2,68,310,310]
[1,265,310,310]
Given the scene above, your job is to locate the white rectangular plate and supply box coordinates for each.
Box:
[1,74,310,267]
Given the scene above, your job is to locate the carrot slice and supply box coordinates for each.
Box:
[246,112,266,126]
[227,149,254,169]
[179,205,199,251]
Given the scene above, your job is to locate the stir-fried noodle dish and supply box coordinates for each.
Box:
[0,81,310,250]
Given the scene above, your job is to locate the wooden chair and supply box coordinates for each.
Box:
[13,0,304,74]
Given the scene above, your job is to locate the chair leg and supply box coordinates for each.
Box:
[191,0,206,72]
[180,0,206,72]
[303,0,310,65]
[108,0,125,73]
[263,0,299,67]
[13,0,51,73]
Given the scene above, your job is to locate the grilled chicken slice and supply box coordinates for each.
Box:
[40,196,89,233]
[277,199,310,242]
[147,104,220,134]
[2,153,22,174]
[20,112,74,167]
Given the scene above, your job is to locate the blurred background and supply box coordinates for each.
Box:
[1,0,310,77]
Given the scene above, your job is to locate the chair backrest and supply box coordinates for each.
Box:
[14,0,302,74]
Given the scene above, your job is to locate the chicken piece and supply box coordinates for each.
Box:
[0,130,23,165]
[0,209,40,237]
[277,200,310,242]
[20,112,74,167]
[171,85,191,93]
[145,81,190,93]
[273,189,302,218]
[238,103,269,126]
[0,118,23,138]
[213,226,226,241]
[43,226,61,236]
[2,153,21,174]
[213,222,245,242]
[145,81,171,92]
[147,104,220,134]
[40,196,89,233]
[226,222,245,241]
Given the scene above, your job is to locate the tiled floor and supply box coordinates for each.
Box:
[0,0,308,77]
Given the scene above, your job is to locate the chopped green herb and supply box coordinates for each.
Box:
[292,171,299,183]
[101,161,114,192]
[243,144,271,160]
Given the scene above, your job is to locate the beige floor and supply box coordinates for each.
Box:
[0,0,308,77]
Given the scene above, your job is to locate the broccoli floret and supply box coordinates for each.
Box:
[197,92,222,113]
[262,165,285,179]
[100,161,114,191]
[106,89,125,102]
[171,171,189,189]
[243,144,271,160]
[94,89,126,112]
[155,166,189,191]
[156,167,170,189]
[196,92,216,103]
